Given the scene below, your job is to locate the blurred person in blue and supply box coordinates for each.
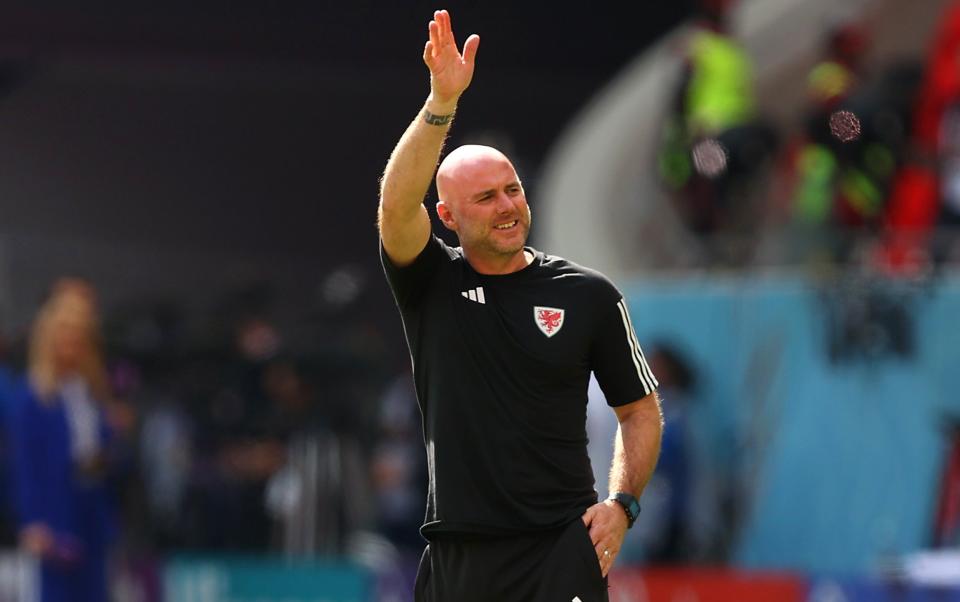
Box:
[630,345,695,563]
[0,330,16,545]
[9,279,118,602]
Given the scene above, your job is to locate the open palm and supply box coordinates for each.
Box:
[423,10,480,105]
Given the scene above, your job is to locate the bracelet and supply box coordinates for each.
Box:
[424,110,454,126]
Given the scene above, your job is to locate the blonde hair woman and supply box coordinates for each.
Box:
[28,279,109,406]
[10,279,116,602]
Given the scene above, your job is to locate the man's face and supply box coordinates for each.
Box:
[438,152,531,259]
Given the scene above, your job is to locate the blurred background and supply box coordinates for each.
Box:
[0,0,958,600]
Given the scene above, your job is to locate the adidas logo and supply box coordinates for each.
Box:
[460,286,486,304]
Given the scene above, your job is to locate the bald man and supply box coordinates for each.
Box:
[378,10,663,602]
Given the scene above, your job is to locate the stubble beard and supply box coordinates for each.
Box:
[478,213,531,257]
[457,205,533,260]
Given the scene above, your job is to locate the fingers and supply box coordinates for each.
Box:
[432,10,448,50]
[462,34,480,65]
[581,504,595,526]
[428,19,440,52]
[594,541,618,577]
[441,10,454,44]
[597,548,619,577]
[423,40,433,64]
[425,10,477,64]
[584,502,626,578]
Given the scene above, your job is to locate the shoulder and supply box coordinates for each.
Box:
[12,379,55,409]
[422,236,468,277]
[9,380,39,420]
[382,234,464,271]
[0,369,12,409]
[537,251,623,302]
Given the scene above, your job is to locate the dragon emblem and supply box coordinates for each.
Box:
[534,306,565,337]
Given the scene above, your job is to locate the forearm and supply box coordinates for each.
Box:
[608,393,664,497]
[378,95,457,223]
[378,10,477,263]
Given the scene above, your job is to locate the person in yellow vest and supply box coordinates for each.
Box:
[658,0,777,251]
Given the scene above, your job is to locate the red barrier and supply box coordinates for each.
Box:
[608,567,807,602]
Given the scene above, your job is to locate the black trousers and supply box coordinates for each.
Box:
[414,519,608,602]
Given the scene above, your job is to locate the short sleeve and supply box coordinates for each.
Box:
[380,234,446,309]
[590,296,658,407]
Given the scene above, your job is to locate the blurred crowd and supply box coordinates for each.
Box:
[2,1,959,599]
[659,0,960,275]
[0,277,430,599]
[0,277,716,599]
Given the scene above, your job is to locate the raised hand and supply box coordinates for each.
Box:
[423,10,479,106]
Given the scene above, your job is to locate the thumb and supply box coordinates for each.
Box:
[423,40,434,65]
[462,34,480,65]
[582,505,595,526]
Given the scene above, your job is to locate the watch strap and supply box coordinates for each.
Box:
[611,492,641,528]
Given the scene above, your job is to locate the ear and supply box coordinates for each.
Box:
[436,200,458,232]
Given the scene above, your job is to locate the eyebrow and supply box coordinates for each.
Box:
[470,182,522,201]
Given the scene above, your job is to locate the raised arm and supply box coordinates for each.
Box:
[378,9,479,267]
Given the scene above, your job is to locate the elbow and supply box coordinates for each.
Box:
[377,196,401,222]
[377,201,401,235]
[621,392,664,435]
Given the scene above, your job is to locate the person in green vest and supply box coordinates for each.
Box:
[659,0,777,256]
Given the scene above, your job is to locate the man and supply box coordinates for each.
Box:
[378,10,663,602]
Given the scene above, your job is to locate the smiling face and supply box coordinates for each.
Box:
[436,145,532,272]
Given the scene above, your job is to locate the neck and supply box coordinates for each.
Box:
[464,248,533,275]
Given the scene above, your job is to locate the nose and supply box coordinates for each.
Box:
[494,192,513,213]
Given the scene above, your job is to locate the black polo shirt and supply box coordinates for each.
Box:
[382,235,657,538]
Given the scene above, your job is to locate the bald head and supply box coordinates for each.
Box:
[436,145,518,206]
[432,144,531,270]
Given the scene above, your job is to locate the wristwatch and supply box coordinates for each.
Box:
[610,492,641,528]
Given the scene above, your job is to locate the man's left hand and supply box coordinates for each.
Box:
[581,499,628,577]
